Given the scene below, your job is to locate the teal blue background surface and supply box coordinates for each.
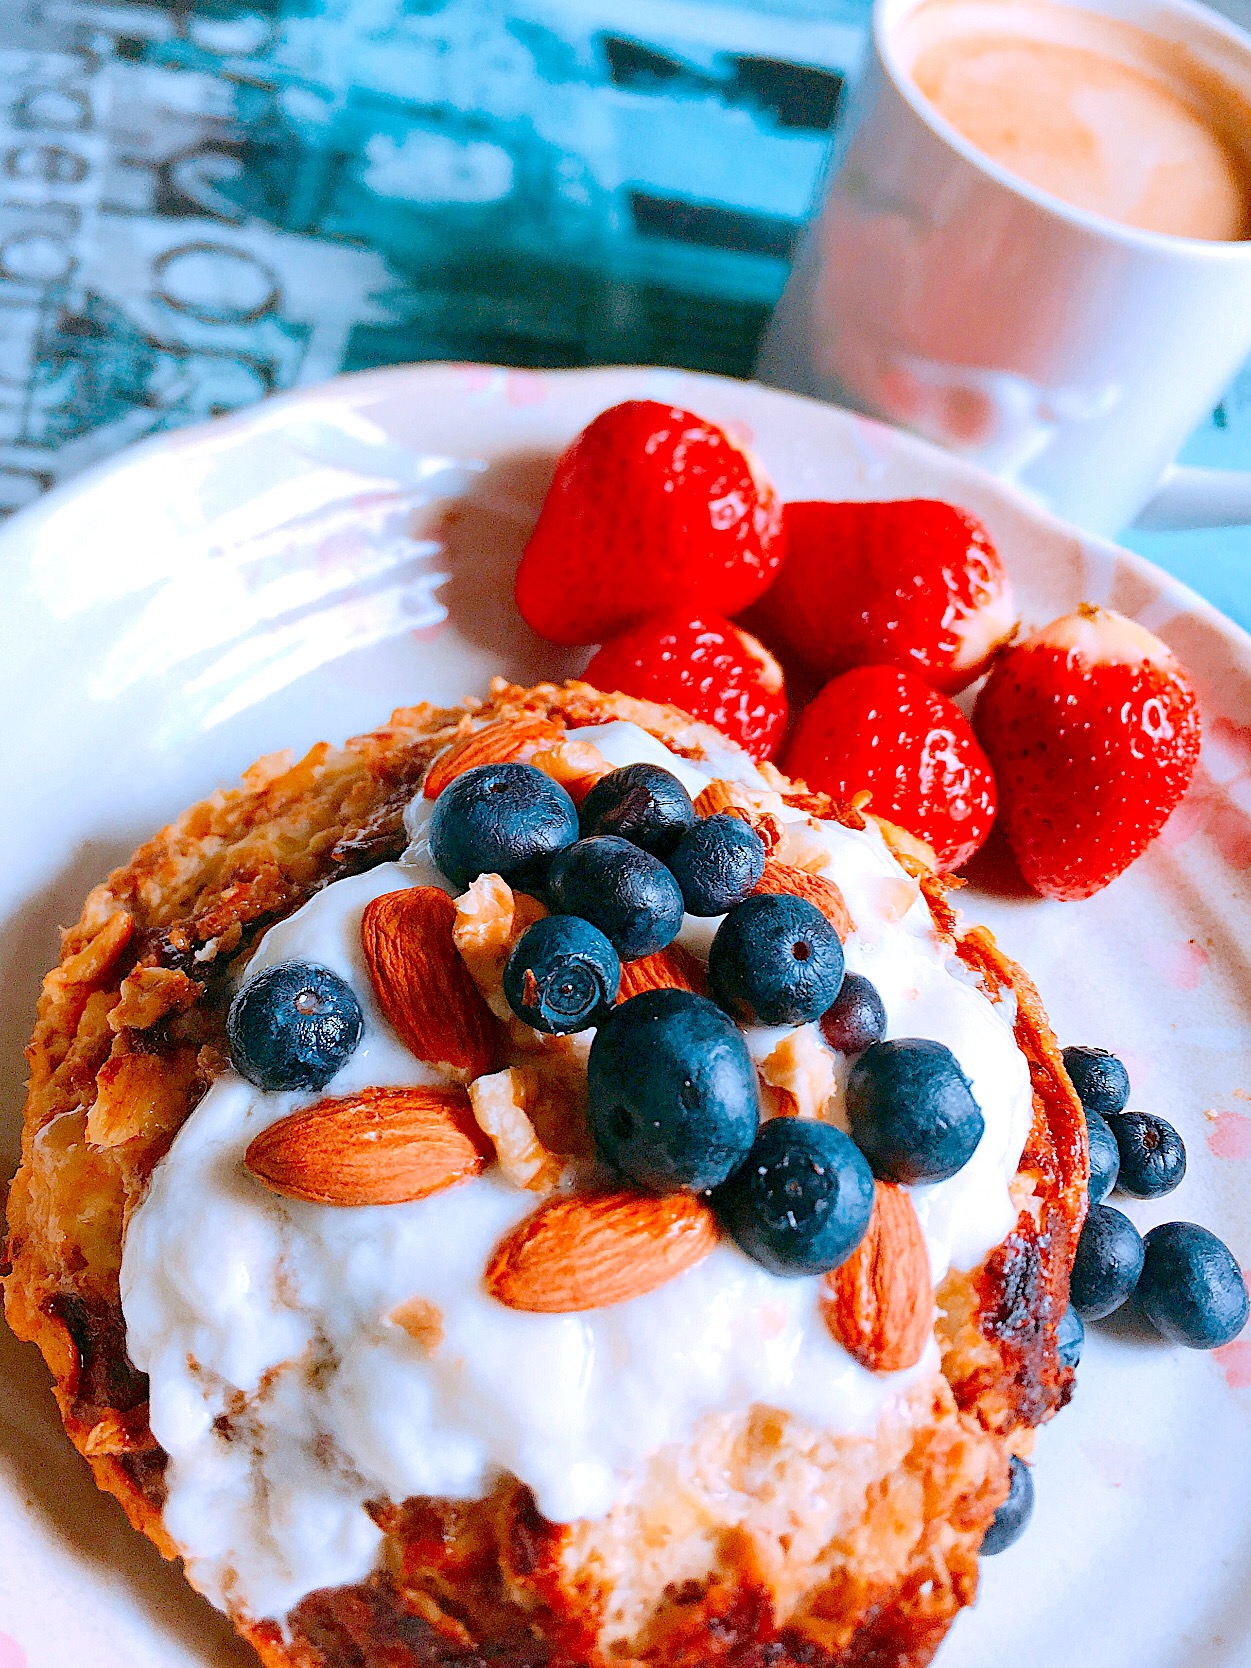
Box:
[1123,362,1251,630]
[0,0,1245,622]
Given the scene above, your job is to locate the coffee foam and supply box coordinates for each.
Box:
[895,0,1251,240]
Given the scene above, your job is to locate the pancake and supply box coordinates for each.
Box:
[3,679,1088,1667]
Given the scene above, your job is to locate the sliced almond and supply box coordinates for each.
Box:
[390,1296,444,1351]
[46,906,133,1002]
[362,887,502,1079]
[821,1183,933,1372]
[109,964,202,1032]
[512,1048,596,1159]
[774,821,834,874]
[693,779,786,852]
[82,1406,159,1457]
[693,779,738,820]
[877,876,921,923]
[530,737,613,805]
[423,716,564,800]
[758,1025,837,1121]
[484,1190,719,1313]
[760,1084,800,1119]
[617,943,708,1001]
[752,858,854,940]
[86,1049,195,1149]
[245,1084,488,1206]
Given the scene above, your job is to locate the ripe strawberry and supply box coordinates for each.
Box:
[784,665,997,873]
[515,401,784,645]
[973,606,1201,900]
[753,499,1016,693]
[583,612,788,761]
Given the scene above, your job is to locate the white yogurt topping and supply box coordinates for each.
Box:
[120,722,1032,1623]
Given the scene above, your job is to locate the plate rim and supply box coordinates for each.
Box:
[4,359,1249,670]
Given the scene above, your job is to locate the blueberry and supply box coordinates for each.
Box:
[845,1039,984,1184]
[1136,1222,1249,1348]
[819,972,887,1056]
[708,892,845,1027]
[578,764,696,857]
[429,762,578,891]
[503,916,620,1035]
[546,835,684,960]
[1063,1045,1130,1115]
[981,1457,1034,1555]
[228,961,363,1092]
[1086,1108,1121,1206]
[1107,1111,1186,1200]
[587,989,759,1192]
[1069,1203,1144,1319]
[716,1117,875,1277]
[667,814,766,915]
[1056,1304,1084,1372]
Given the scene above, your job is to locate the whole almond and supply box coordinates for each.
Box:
[484,1190,719,1312]
[362,887,502,1078]
[424,716,563,800]
[245,1084,489,1206]
[617,943,708,1001]
[753,858,853,940]
[821,1183,933,1372]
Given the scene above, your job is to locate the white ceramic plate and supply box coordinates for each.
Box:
[2,364,1250,1668]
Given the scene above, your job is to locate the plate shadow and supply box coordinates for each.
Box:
[427,448,585,681]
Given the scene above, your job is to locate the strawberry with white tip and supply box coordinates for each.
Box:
[974,605,1201,900]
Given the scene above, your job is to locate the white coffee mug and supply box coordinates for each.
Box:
[756,0,1251,536]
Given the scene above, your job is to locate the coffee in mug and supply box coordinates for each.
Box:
[897,0,1251,241]
[757,0,1251,533]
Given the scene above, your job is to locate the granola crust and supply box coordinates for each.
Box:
[3,680,1088,1668]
